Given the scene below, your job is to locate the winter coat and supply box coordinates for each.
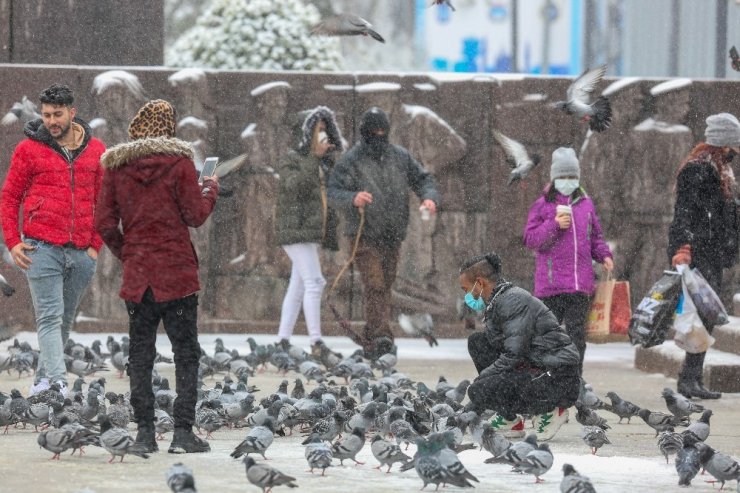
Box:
[275,106,342,250]
[523,187,612,298]
[327,142,439,247]
[1,118,105,251]
[480,281,581,378]
[668,159,739,270]
[94,137,218,303]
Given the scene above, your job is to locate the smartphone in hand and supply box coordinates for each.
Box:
[199,157,219,182]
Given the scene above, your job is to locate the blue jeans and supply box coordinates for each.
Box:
[24,239,97,384]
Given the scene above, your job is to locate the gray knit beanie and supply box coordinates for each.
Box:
[705,113,740,147]
[550,147,580,181]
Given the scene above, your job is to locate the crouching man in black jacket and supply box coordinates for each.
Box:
[459,252,581,441]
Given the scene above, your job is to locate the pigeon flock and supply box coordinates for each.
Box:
[1,334,739,492]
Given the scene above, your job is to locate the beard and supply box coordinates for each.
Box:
[47,120,72,140]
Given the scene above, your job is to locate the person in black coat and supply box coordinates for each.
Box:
[668,112,740,400]
[459,252,580,440]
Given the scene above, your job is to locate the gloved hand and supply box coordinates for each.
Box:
[671,244,692,267]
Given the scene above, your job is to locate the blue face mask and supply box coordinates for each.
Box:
[554,178,579,196]
[464,281,486,312]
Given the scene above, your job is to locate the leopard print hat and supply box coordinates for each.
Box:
[128,99,177,140]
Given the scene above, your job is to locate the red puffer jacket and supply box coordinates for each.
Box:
[94,137,218,303]
[1,119,105,251]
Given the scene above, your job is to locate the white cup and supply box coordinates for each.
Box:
[420,206,431,221]
[556,204,572,216]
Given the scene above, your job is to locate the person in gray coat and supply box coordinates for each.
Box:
[327,107,439,359]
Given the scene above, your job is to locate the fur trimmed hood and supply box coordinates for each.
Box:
[297,106,343,155]
[101,137,194,170]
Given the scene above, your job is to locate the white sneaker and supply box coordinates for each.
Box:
[533,407,569,441]
[54,382,68,398]
[490,414,525,439]
[29,378,50,397]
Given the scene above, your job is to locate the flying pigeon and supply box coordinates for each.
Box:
[431,0,456,11]
[311,13,385,43]
[637,408,689,436]
[398,313,438,347]
[661,387,704,419]
[581,425,610,455]
[520,443,554,483]
[0,273,15,297]
[492,130,542,186]
[552,65,612,132]
[560,463,596,493]
[166,462,198,493]
[243,457,298,493]
[1,96,40,126]
[730,46,739,72]
[604,391,641,423]
[302,433,333,475]
[371,434,412,473]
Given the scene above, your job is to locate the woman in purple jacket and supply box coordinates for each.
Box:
[523,147,614,374]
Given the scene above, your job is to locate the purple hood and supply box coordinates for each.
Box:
[523,187,612,298]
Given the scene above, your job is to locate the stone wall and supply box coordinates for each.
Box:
[0,66,738,334]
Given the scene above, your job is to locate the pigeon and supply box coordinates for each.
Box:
[581,425,610,455]
[413,437,474,489]
[428,431,479,485]
[371,434,412,473]
[22,402,51,431]
[492,130,542,186]
[676,432,702,486]
[480,423,511,459]
[166,462,197,493]
[98,414,149,463]
[661,387,704,419]
[243,456,298,493]
[552,65,612,132]
[637,408,689,436]
[398,313,438,347]
[37,427,75,460]
[431,0,456,11]
[730,46,740,72]
[574,402,610,430]
[520,443,554,483]
[1,96,40,126]
[685,409,712,442]
[67,359,108,378]
[577,382,608,410]
[0,273,15,296]
[493,433,538,467]
[445,380,470,405]
[604,391,640,423]
[657,427,683,464]
[695,443,740,490]
[310,13,385,43]
[302,433,334,475]
[0,403,19,433]
[230,418,275,460]
[332,426,366,465]
[155,408,175,440]
[195,401,223,438]
[560,463,596,492]
[8,389,30,419]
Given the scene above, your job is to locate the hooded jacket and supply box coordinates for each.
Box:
[523,187,612,298]
[327,137,439,247]
[1,118,105,251]
[275,107,342,249]
[668,158,739,269]
[480,281,580,378]
[94,137,218,302]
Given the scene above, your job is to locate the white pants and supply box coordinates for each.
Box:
[277,243,326,343]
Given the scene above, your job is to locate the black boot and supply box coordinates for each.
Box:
[695,375,721,400]
[168,427,211,454]
[134,423,158,453]
[677,352,721,400]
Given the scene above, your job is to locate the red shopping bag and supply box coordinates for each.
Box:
[609,280,631,334]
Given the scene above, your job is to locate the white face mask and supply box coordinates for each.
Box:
[554,179,579,196]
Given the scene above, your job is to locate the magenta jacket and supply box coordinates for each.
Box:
[523,187,612,298]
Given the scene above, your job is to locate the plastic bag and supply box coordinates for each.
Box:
[673,267,715,353]
[681,267,729,328]
[628,270,683,348]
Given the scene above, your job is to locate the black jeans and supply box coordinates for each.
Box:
[126,288,200,430]
[467,332,580,419]
[541,293,592,374]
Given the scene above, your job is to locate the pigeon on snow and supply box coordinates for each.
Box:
[371,434,412,473]
[560,463,596,493]
[332,426,366,465]
[98,414,149,463]
[574,401,610,430]
[661,387,704,419]
[676,432,702,486]
[657,427,683,464]
[311,13,385,43]
[520,443,554,483]
[552,65,612,132]
[604,391,641,423]
[695,442,740,490]
[230,417,275,460]
[302,433,333,475]
[492,130,542,186]
[166,462,197,493]
[637,408,689,436]
[684,409,712,442]
[581,425,610,455]
[243,456,298,493]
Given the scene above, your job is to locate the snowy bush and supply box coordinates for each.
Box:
[166,0,343,71]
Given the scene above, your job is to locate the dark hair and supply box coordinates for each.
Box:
[459,252,502,280]
[39,84,74,107]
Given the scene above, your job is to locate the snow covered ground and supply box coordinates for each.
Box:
[1,333,738,493]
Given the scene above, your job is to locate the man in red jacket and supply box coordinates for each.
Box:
[0,84,105,396]
[95,99,218,454]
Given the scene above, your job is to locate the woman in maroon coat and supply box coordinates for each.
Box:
[95,99,218,454]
